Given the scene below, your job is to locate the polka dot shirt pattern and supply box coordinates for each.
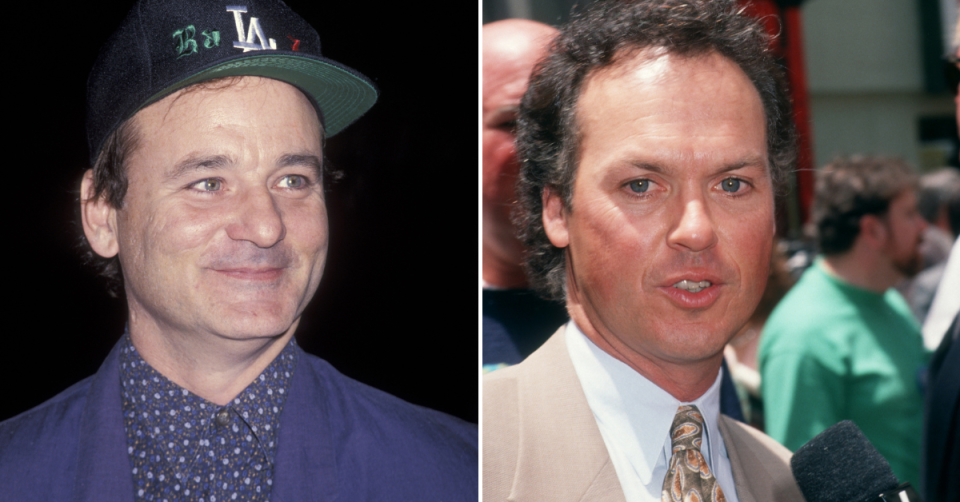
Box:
[119,335,298,502]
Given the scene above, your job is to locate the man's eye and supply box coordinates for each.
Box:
[278,175,308,189]
[628,179,650,193]
[192,179,222,191]
[719,178,742,193]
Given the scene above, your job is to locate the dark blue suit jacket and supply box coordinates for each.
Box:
[923,312,960,502]
[0,340,478,501]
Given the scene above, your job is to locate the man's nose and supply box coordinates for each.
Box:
[667,197,718,252]
[226,187,285,247]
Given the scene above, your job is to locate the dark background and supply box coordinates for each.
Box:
[2,2,478,423]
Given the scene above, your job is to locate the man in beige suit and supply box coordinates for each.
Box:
[483,1,806,500]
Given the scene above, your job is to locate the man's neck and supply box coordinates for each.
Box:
[567,305,722,403]
[821,251,900,293]
[127,314,297,406]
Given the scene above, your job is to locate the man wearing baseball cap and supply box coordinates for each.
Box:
[0,0,477,500]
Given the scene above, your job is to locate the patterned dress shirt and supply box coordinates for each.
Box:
[119,334,297,502]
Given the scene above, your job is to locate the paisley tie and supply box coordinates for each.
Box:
[661,405,726,502]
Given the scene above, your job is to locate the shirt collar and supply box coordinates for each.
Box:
[565,320,724,485]
[118,332,298,465]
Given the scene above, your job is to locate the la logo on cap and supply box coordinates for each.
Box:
[227,5,276,51]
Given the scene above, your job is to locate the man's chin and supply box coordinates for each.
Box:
[894,254,924,278]
[661,332,732,362]
[630,318,737,362]
[210,304,300,340]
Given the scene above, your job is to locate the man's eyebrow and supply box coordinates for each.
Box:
[714,156,769,175]
[627,156,767,175]
[629,162,664,173]
[166,153,323,181]
[168,154,233,180]
[278,153,323,178]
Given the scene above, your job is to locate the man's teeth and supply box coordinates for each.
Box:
[672,280,712,293]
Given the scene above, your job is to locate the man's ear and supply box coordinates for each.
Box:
[80,169,120,258]
[542,186,570,248]
[859,214,888,251]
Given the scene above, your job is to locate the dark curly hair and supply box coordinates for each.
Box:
[813,156,918,256]
[514,0,797,301]
[79,77,336,298]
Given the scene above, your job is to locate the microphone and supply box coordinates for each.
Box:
[790,420,922,502]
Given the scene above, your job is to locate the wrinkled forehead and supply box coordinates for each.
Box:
[577,50,766,139]
[122,77,326,184]
[572,48,770,172]
[134,76,324,138]
[582,47,758,109]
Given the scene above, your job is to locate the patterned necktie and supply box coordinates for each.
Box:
[661,405,726,502]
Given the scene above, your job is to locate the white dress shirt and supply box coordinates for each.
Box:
[565,321,740,502]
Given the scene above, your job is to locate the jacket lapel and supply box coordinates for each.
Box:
[577,459,626,502]
[925,315,960,501]
[510,328,626,502]
[718,414,805,502]
[271,346,338,502]
[718,416,762,502]
[73,340,135,502]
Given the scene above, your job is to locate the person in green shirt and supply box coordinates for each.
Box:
[759,156,930,486]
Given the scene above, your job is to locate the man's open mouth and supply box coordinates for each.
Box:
[672,280,712,293]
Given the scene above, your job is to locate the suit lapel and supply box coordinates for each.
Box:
[718,416,756,502]
[510,328,626,502]
[73,339,135,502]
[577,459,626,502]
[272,347,338,502]
[925,314,960,501]
[718,414,804,502]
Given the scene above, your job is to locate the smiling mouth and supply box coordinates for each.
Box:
[214,268,285,281]
[672,280,712,293]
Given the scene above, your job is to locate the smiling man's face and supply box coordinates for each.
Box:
[98,77,329,342]
[543,50,774,377]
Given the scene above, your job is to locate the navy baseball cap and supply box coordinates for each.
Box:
[87,0,378,164]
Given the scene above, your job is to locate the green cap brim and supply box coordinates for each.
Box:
[141,53,378,137]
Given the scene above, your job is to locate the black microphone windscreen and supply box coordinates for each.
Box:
[790,420,900,502]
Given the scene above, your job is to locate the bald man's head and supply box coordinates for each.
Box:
[482,19,557,288]
[483,19,557,118]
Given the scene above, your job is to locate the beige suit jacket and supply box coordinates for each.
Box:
[483,328,805,502]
